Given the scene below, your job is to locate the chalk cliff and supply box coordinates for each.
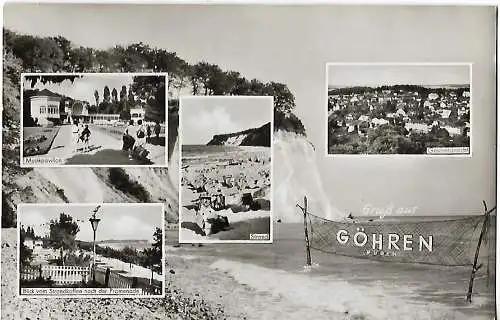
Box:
[206,122,271,147]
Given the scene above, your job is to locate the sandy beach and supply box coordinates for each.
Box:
[180,146,271,241]
[3,221,496,320]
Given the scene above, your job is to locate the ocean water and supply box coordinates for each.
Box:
[169,216,496,319]
[182,145,244,160]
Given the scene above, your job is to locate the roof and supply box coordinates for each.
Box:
[33,88,62,98]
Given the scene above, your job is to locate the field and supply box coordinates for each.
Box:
[23,127,60,156]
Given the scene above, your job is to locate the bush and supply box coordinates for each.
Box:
[2,191,17,228]
[108,168,151,202]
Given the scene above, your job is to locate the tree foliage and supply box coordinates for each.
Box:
[48,213,80,252]
[20,226,33,267]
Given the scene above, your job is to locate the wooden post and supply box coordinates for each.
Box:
[466,201,495,303]
[297,196,312,266]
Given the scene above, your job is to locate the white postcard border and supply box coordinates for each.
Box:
[20,72,169,168]
[178,95,274,244]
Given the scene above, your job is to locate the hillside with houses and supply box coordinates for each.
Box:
[327,85,470,154]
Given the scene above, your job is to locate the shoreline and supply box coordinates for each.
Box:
[4,228,495,319]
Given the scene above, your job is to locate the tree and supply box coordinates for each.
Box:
[11,35,65,72]
[128,85,135,105]
[130,76,166,123]
[112,88,118,102]
[103,86,111,103]
[69,47,95,72]
[263,82,295,113]
[48,213,80,264]
[142,227,163,274]
[94,90,99,107]
[20,226,33,267]
[120,85,127,102]
[384,100,397,114]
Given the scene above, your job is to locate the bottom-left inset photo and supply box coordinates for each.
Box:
[17,203,165,298]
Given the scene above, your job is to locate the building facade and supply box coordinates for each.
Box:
[130,106,145,124]
[30,95,61,126]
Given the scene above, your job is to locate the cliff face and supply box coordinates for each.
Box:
[206,122,271,147]
[273,130,345,222]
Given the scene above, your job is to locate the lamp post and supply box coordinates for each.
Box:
[89,212,100,283]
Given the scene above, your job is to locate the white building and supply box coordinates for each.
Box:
[444,126,461,136]
[371,118,390,126]
[358,115,370,122]
[396,108,407,117]
[405,122,429,133]
[29,90,61,126]
[428,93,440,100]
[130,106,146,124]
[463,91,470,98]
[438,109,452,119]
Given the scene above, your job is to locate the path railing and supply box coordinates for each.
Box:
[20,265,42,281]
[41,266,90,285]
[94,265,162,295]
[20,265,90,285]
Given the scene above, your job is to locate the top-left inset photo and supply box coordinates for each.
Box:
[20,73,168,167]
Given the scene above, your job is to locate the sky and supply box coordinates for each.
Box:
[181,97,272,145]
[328,64,471,88]
[23,75,134,106]
[4,5,496,215]
[19,204,163,242]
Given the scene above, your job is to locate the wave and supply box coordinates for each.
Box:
[209,259,479,320]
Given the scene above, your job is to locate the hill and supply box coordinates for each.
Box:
[206,122,271,147]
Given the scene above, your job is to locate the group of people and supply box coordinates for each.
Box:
[122,120,162,160]
[70,120,92,153]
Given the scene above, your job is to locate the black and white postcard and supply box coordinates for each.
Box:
[2,4,496,320]
[21,73,168,167]
[17,203,165,298]
[326,63,471,155]
[179,96,273,243]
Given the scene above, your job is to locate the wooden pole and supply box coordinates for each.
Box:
[297,196,312,266]
[466,201,495,303]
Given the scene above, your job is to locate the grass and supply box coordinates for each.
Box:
[22,126,60,156]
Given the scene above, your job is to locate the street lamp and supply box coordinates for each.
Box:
[89,214,100,283]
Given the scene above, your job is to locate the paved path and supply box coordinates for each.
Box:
[26,124,167,165]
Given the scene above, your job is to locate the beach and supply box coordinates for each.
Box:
[3,218,496,320]
[180,145,271,241]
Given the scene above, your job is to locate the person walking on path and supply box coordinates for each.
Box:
[133,119,149,160]
[123,120,136,160]
[80,125,91,152]
[154,122,161,142]
[135,120,147,148]
[70,120,80,154]
[146,124,152,144]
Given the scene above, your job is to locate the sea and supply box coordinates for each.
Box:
[167,215,496,319]
[97,240,153,252]
[182,145,245,160]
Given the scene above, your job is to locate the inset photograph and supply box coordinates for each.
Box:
[18,203,164,298]
[21,73,168,167]
[179,96,273,243]
[326,63,471,155]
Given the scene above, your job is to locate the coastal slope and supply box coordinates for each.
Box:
[206,122,271,147]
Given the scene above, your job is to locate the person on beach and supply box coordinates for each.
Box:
[123,120,136,160]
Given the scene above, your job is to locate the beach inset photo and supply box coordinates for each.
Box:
[21,73,168,167]
[18,203,164,298]
[326,63,471,155]
[179,96,273,243]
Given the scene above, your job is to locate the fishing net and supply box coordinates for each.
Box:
[307,212,488,266]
